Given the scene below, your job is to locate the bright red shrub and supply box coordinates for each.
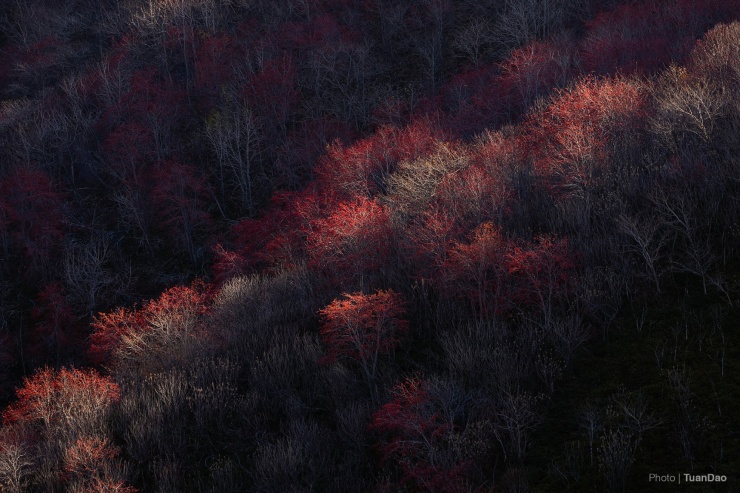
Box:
[88,307,142,366]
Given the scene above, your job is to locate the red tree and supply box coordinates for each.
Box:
[507,235,577,323]
[369,378,468,493]
[441,222,514,317]
[523,76,647,199]
[307,196,393,286]
[3,367,120,429]
[88,281,210,369]
[319,289,407,397]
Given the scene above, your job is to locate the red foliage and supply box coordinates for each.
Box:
[211,186,324,282]
[63,436,119,480]
[433,163,507,231]
[3,367,120,426]
[88,306,141,366]
[194,34,240,109]
[369,378,468,493]
[498,38,576,110]
[102,121,156,181]
[506,235,577,318]
[316,130,396,199]
[436,64,500,133]
[441,222,514,316]
[318,289,408,366]
[523,76,647,197]
[405,208,463,280]
[244,54,298,140]
[275,116,356,188]
[307,196,393,285]
[437,38,576,134]
[580,0,740,75]
[88,281,210,366]
[316,120,447,199]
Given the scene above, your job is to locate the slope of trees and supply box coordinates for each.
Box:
[1,0,739,491]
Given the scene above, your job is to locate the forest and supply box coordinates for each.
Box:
[0,0,739,491]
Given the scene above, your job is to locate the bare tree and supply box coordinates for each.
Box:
[0,440,33,493]
[493,392,544,461]
[205,92,263,216]
[598,429,636,493]
[616,213,668,294]
[453,18,494,67]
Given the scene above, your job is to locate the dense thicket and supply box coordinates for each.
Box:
[0,0,739,491]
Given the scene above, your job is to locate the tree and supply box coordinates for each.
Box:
[30,282,76,367]
[506,235,576,324]
[441,222,513,317]
[0,367,130,492]
[493,0,570,50]
[433,163,506,231]
[369,377,469,492]
[524,76,647,203]
[319,289,407,399]
[151,159,212,265]
[452,18,494,67]
[205,91,263,216]
[89,281,210,372]
[63,436,137,493]
[308,196,393,287]
[492,391,544,462]
[497,37,576,115]
[244,53,298,142]
[3,367,120,438]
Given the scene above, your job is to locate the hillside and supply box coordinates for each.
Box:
[0,0,739,491]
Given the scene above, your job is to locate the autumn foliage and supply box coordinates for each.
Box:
[1,0,739,491]
[319,289,408,367]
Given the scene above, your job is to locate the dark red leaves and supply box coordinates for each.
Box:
[369,378,468,493]
[150,159,212,261]
[0,167,64,281]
